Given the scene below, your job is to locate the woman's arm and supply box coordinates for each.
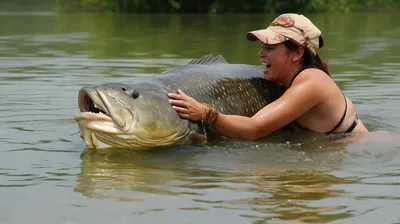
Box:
[168,71,324,140]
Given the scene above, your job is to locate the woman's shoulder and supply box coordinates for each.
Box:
[288,67,337,101]
[294,67,332,86]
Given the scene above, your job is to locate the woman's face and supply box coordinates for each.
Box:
[258,42,297,82]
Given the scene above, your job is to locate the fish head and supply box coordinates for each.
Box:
[74,82,192,150]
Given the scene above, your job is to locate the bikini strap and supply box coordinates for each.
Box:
[345,114,359,133]
[325,93,347,135]
[289,65,317,131]
[289,65,316,87]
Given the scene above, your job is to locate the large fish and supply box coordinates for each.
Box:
[74,54,284,150]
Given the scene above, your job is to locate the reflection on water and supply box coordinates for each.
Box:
[75,146,355,222]
[73,137,400,222]
[1,12,400,223]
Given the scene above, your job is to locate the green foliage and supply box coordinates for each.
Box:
[57,0,400,13]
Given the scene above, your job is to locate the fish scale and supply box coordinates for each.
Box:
[154,63,280,116]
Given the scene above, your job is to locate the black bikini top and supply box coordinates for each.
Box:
[288,65,358,134]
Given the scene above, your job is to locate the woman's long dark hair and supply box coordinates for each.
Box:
[283,36,330,76]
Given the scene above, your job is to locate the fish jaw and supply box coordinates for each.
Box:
[74,86,134,149]
[73,112,122,149]
[74,113,197,150]
[74,114,113,149]
[76,86,136,133]
[74,112,121,134]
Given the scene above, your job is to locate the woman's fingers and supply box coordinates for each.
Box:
[168,89,190,100]
[177,89,188,97]
[168,90,202,121]
[172,106,188,114]
[178,113,190,119]
[167,93,182,99]
[169,99,187,108]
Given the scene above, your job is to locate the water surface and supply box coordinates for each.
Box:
[1,12,400,223]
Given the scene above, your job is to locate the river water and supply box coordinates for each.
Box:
[1,12,400,223]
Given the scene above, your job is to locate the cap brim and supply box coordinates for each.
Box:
[246,30,267,42]
[246,28,284,44]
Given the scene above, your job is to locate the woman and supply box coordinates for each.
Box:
[168,13,369,141]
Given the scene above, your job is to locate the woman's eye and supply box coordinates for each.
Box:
[263,46,273,51]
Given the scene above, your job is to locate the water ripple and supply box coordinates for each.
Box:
[1,12,400,224]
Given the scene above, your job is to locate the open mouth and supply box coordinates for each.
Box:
[78,89,110,117]
[75,87,135,131]
[262,62,271,69]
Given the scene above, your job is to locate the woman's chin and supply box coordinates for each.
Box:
[263,69,273,80]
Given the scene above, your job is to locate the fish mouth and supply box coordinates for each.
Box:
[78,88,110,116]
[75,87,135,132]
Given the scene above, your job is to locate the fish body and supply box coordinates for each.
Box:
[74,55,283,150]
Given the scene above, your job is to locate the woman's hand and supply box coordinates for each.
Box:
[168,89,206,121]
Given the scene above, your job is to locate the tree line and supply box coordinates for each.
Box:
[57,0,399,13]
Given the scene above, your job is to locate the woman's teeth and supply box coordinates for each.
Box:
[262,62,271,68]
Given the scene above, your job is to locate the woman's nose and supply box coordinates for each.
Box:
[258,48,264,58]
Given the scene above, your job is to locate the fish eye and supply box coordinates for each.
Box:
[132,90,140,99]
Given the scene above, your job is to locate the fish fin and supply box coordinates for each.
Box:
[188,54,228,65]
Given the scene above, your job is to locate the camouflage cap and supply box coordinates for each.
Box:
[246,13,322,55]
